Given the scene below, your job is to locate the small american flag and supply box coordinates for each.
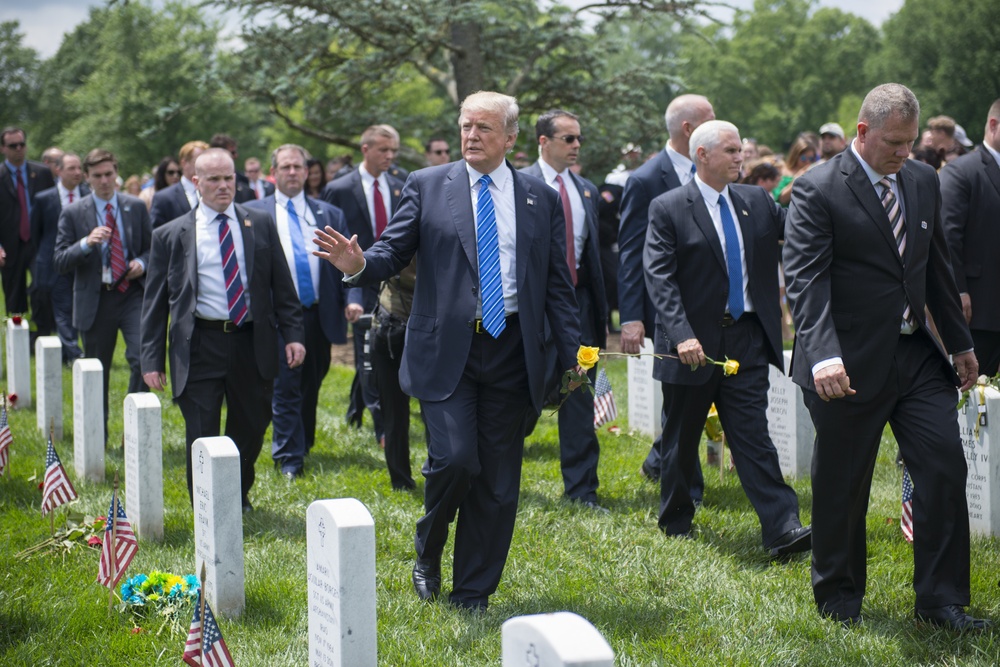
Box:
[593,368,618,429]
[98,493,137,589]
[41,436,77,515]
[0,404,11,476]
[901,465,914,544]
[183,593,235,667]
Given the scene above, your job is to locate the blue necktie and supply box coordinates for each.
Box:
[476,175,505,338]
[217,213,249,326]
[718,194,744,320]
[286,200,316,307]
[689,163,696,179]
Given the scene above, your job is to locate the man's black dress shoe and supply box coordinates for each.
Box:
[412,557,441,601]
[915,605,991,631]
[640,461,658,483]
[768,525,812,557]
[820,608,861,628]
[242,500,253,513]
[450,598,487,614]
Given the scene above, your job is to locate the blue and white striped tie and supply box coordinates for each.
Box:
[476,175,505,338]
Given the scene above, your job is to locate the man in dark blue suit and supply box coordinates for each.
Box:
[618,95,715,488]
[315,92,581,612]
[30,152,88,362]
[321,125,404,444]
[644,120,809,554]
[521,109,608,509]
[150,141,208,229]
[246,144,349,478]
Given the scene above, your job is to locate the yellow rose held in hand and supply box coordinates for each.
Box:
[577,345,600,370]
[723,359,740,376]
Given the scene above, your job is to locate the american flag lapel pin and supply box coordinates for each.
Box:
[584,190,591,199]
[244,218,252,227]
[921,220,927,229]
[394,189,401,197]
[527,197,535,206]
[742,210,749,217]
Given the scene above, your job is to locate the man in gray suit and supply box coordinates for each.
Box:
[315,91,581,612]
[54,148,150,435]
[141,149,304,511]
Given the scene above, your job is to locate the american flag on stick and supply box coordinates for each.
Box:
[98,481,137,590]
[901,465,914,544]
[183,566,235,667]
[593,368,618,429]
[41,433,77,516]
[0,396,12,477]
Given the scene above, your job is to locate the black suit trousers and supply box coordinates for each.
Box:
[371,318,419,490]
[176,325,274,505]
[658,314,801,545]
[416,318,531,607]
[804,330,970,618]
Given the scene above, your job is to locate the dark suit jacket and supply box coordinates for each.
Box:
[0,160,55,256]
[783,149,972,397]
[139,203,304,398]
[618,149,683,333]
[53,193,152,331]
[520,162,608,348]
[940,146,1000,331]
[30,184,90,290]
[149,182,194,229]
[352,160,581,413]
[321,169,403,310]
[244,194,349,344]
[644,181,785,385]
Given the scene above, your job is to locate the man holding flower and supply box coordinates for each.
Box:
[643,120,810,556]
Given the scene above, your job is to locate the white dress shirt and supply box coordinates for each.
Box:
[181,176,198,209]
[194,202,251,320]
[694,175,753,314]
[57,182,82,208]
[538,158,587,267]
[274,190,321,302]
[667,145,696,185]
[358,164,392,238]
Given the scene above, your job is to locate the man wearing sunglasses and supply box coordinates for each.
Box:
[424,138,451,167]
[0,126,55,315]
[521,109,609,511]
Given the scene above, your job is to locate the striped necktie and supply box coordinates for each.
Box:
[476,175,505,338]
[106,203,129,292]
[879,177,912,325]
[216,213,248,326]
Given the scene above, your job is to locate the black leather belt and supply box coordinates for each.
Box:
[721,312,756,328]
[195,318,252,333]
[472,313,519,334]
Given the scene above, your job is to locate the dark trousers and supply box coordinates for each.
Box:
[348,326,383,440]
[971,329,1000,377]
[642,395,704,504]
[371,317,420,489]
[271,307,331,474]
[29,284,55,336]
[658,314,800,545]
[416,318,531,607]
[52,273,82,363]
[79,283,146,437]
[1,239,31,314]
[175,325,273,506]
[804,331,970,618]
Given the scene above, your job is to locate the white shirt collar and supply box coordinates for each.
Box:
[538,157,570,185]
[850,139,895,186]
[466,160,512,191]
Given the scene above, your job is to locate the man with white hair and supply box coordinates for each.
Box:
[644,119,809,555]
[315,91,581,613]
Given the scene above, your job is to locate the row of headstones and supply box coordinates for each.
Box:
[626,339,1000,536]
[194,437,615,665]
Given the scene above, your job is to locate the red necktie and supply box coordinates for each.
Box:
[106,203,129,293]
[373,179,387,239]
[15,169,29,242]
[555,175,577,286]
[68,192,74,203]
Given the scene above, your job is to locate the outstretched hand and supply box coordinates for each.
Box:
[313,225,365,276]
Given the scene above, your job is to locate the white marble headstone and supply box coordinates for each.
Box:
[124,393,163,541]
[192,436,244,618]
[766,350,814,479]
[502,612,614,667]
[6,318,31,409]
[35,336,63,439]
[626,337,663,439]
[72,359,104,482]
[958,386,1000,536]
[307,498,377,667]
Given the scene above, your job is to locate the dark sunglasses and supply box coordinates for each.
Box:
[4,142,26,149]
[165,169,181,176]
[431,149,449,155]
[550,134,583,144]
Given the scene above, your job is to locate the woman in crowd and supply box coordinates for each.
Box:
[773,135,818,207]
[305,158,327,198]
[139,156,181,210]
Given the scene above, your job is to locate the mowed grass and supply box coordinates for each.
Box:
[1,332,999,666]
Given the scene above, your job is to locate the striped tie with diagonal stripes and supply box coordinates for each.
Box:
[476,174,505,338]
[216,213,248,326]
[878,177,912,325]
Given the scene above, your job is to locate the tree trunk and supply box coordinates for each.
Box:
[449,1,484,103]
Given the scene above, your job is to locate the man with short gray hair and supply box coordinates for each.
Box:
[784,83,986,630]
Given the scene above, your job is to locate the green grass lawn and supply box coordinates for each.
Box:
[1,334,999,665]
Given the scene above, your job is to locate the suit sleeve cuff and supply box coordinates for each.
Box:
[79,238,92,254]
[342,259,367,284]
[811,357,844,378]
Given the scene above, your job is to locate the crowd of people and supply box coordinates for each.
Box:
[1,82,997,625]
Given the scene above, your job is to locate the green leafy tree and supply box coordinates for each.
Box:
[876,0,1000,143]
[677,0,880,149]
[0,22,42,141]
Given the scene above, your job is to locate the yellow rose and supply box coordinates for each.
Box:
[722,359,740,376]
[577,345,600,370]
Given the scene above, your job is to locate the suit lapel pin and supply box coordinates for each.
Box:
[527,197,535,206]
[921,220,928,229]
[742,209,749,217]
[394,189,400,197]
[584,190,591,199]
[244,218,252,227]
